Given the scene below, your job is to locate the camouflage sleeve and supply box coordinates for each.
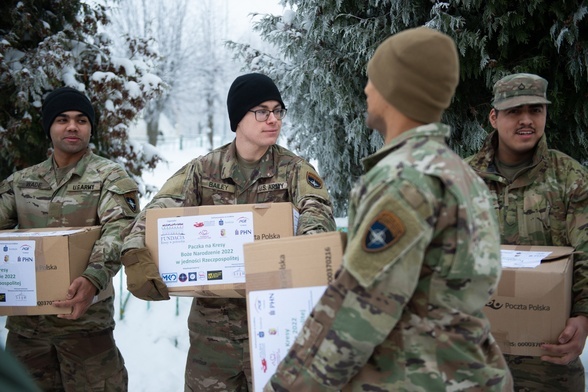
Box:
[121,162,197,252]
[290,160,336,234]
[567,164,588,316]
[267,180,435,390]
[0,174,18,229]
[83,171,141,292]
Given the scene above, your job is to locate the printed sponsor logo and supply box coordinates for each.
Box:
[189,273,197,282]
[179,273,187,282]
[160,223,185,245]
[0,293,5,302]
[207,270,223,281]
[161,273,178,282]
[269,350,281,366]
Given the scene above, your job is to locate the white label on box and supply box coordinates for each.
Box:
[501,250,552,268]
[0,240,37,306]
[248,285,327,391]
[157,212,254,287]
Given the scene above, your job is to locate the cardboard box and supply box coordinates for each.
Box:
[245,231,346,391]
[0,226,113,316]
[244,231,346,291]
[483,245,574,356]
[145,203,299,298]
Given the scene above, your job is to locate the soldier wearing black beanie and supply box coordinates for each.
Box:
[42,87,95,140]
[120,72,336,392]
[226,73,286,132]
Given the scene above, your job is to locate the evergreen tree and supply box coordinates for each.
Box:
[0,0,165,193]
[228,0,588,216]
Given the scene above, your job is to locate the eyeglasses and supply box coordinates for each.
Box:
[248,108,287,122]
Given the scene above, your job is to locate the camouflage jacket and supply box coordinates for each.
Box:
[0,149,140,336]
[122,141,336,337]
[467,131,588,316]
[267,123,512,391]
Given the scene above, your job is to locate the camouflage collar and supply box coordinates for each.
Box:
[223,141,277,184]
[362,123,452,171]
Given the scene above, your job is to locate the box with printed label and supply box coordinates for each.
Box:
[145,202,299,298]
[483,245,574,356]
[0,226,113,316]
[244,231,346,391]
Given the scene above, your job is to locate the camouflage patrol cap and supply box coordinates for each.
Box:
[491,73,551,110]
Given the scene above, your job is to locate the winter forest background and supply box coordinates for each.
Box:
[1,0,588,390]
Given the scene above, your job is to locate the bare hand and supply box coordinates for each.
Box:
[540,315,588,365]
[53,277,98,320]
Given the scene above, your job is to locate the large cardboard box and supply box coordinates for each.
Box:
[244,231,345,291]
[245,231,346,391]
[484,245,574,356]
[0,226,113,316]
[145,203,299,298]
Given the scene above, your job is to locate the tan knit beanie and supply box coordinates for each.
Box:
[367,27,460,123]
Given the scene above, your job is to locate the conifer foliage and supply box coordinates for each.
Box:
[229,0,588,216]
[0,0,165,187]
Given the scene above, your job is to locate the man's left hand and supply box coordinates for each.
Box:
[541,315,588,365]
[53,277,98,320]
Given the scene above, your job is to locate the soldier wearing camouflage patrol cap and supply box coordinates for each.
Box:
[265,27,513,391]
[0,86,140,391]
[120,72,336,391]
[467,73,588,391]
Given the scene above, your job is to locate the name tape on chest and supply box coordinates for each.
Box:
[67,182,101,192]
[17,181,48,190]
[203,181,235,193]
[258,182,288,193]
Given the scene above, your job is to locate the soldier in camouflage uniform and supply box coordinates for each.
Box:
[467,73,588,391]
[0,87,139,391]
[266,27,513,391]
[120,73,336,391]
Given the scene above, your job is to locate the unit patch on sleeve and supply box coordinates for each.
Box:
[306,172,323,189]
[362,210,405,253]
[124,192,139,213]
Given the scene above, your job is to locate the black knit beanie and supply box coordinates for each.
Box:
[42,87,95,139]
[226,73,285,132]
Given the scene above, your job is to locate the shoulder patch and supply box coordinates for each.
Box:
[362,211,405,253]
[306,172,323,189]
[124,192,139,213]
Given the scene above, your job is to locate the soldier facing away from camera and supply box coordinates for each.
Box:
[264,27,513,391]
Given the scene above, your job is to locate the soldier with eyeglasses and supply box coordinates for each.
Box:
[120,72,336,391]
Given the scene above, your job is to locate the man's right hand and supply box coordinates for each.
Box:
[121,248,170,301]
